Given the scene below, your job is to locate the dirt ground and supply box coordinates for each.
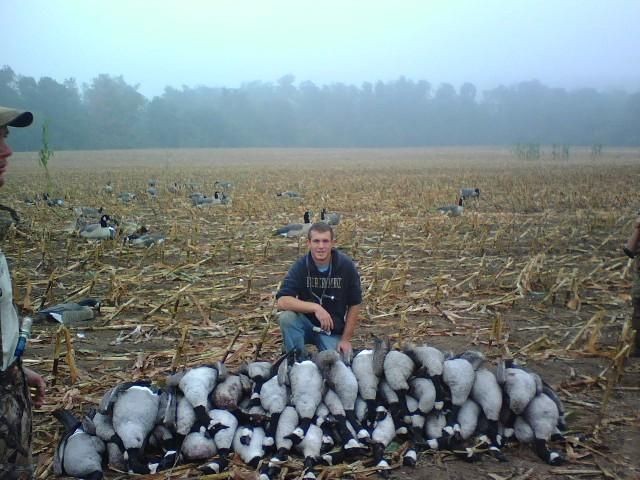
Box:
[3,147,639,480]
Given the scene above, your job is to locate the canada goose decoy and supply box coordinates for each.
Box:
[104,183,113,194]
[80,214,116,240]
[36,297,101,324]
[276,191,301,198]
[125,229,166,248]
[73,206,104,217]
[148,179,158,187]
[43,193,65,207]
[168,182,179,194]
[147,186,158,197]
[460,187,480,200]
[214,180,233,190]
[53,409,105,480]
[320,208,341,226]
[437,198,464,217]
[274,211,312,238]
[118,192,136,203]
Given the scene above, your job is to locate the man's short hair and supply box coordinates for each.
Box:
[308,222,334,240]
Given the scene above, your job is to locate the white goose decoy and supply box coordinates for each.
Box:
[79,214,116,240]
[274,211,312,238]
[437,197,464,217]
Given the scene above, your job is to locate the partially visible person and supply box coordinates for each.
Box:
[0,105,46,480]
[623,214,640,357]
[276,222,362,359]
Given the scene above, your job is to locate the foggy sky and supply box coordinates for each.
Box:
[4,0,640,98]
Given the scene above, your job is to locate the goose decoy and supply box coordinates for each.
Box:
[167,182,179,194]
[437,198,464,217]
[79,214,116,240]
[320,208,341,226]
[147,186,158,197]
[104,183,113,194]
[53,409,105,480]
[118,192,136,203]
[124,228,166,248]
[460,188,480,200]
[214,180,233,190]
[36,297,101,324]
[44,193,65,207]
[274,211,312,238]
[73,206,104,217]
[276,191,301,198]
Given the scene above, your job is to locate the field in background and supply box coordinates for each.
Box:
[3,147,640,479]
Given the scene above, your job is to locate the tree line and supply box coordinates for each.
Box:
[1,66,638,151]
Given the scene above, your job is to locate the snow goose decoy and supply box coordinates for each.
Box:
[274,211,312,238]
[53,409,105,480]
[437,198,464,217]
[79,214,116,240]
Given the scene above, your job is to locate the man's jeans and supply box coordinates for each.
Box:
[279,311,340,358]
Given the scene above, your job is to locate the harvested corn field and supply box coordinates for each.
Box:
[3,147,640,480]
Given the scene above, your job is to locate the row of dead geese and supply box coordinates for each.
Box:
[53,339,569,480]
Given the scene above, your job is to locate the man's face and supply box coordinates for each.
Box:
[0,125,11,188]
[308,230,334,264]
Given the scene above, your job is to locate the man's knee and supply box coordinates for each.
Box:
[278,310,301,329]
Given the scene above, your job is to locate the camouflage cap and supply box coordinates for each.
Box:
[0,106,33,128]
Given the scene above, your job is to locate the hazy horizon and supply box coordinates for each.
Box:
[4,0,639,98]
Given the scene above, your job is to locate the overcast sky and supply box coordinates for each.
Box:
[4,0,639,98]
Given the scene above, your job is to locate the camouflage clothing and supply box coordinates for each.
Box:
[633,258,640,352]
[0,362,34,479]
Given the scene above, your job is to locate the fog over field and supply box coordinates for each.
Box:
[2,1,640,150]
[5,0,639,96]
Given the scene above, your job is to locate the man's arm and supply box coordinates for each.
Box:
[338,304,361,355]
[626,216,640,255]
[277,295,334,330]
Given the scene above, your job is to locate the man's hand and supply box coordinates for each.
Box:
[23,367,45,408]
[337,339,353,358]
[313,304,334,331]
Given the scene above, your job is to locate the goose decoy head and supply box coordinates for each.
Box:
[303,211,311,223]
[99,215,110,227]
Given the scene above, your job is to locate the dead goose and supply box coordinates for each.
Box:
[53,409,105,480]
